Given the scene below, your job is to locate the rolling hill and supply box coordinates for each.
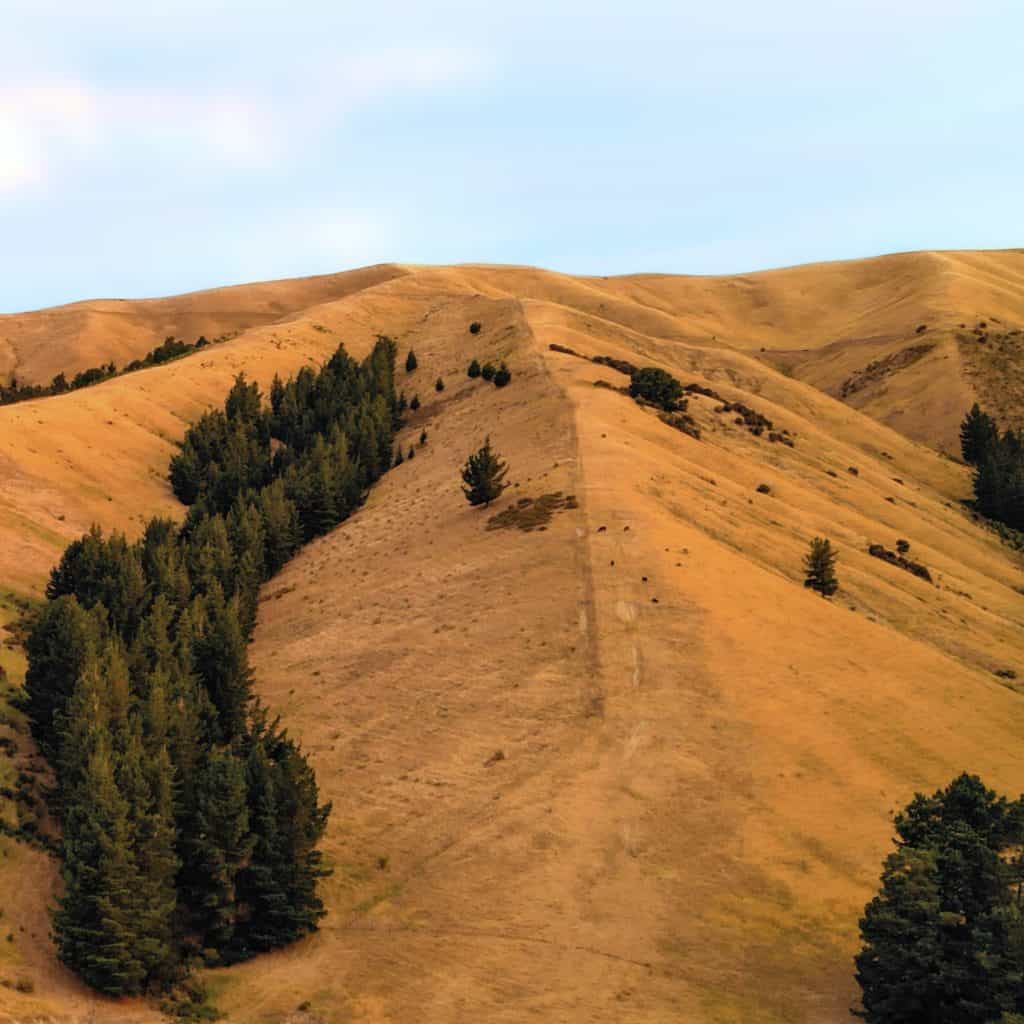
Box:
[1,250,1023,1023]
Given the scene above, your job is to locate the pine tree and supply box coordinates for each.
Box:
[493,363,511,388]
[258,480,301,577]
[236,717,330,954]
[461,438,509,507]
[410,394,420,411]
[191,585,253,742]
[24,596,101,759]
[481,362,496,381]
[420,430,427,446]
[803,537,838,597]
[54,736,148,995]
[467,359,481,379]
[435,376,445,392]
[855,775,1024,1024]
[960,403,998,465]
[405,349,417,373]
[120,718,181,987]
[183,748,254,955]
[408,446,415,460]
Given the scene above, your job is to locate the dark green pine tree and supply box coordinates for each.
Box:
[405,349,418,373]
[184,514,236,597]
[131,594,176,682]
[236,718,330,954]
[24,595,101,759]
[460,437,509,507]
[183,748,254,955]
[492,363,511,388]
[119,717,181,988]
[803,537,838,597]
[855,846,944,1024]
[408,446,415,461]
[410,394,420,411]
[191,585,253,742]
[855,774,1024,1024]
[434,376,445,392]
[960,403,998,465]
[54,735,148,995]
[258,480,302,577]
[467,359,481,379]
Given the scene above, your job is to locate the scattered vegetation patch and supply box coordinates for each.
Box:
[867,543,933,582]
[658,410,701,440]
[469,321,482,334]
[628,367,685,411]
[593,355,638,376]
[486,492,578,532]
[838,343,934,399]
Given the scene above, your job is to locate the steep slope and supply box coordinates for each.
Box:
[1,255,1024,1022]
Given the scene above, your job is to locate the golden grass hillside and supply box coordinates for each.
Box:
[1,252,1024,1022]
[0,264,407,386]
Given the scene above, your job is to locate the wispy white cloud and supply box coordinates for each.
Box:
[0,45,490,196]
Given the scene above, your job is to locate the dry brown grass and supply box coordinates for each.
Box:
[3,251,1024,1022]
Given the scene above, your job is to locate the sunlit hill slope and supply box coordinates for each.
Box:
[1,249,1023,1023]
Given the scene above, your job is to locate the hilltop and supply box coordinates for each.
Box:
[1,251,1024,1022]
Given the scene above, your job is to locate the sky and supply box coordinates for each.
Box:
[2,1,1022,311]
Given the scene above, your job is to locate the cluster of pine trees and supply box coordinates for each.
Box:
[960,403,1024,531]
[856,774,1024,1024]
[24,337,400,995]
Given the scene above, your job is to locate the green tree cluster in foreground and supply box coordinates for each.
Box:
[25,337,401,995]
[856,774,1024,1024]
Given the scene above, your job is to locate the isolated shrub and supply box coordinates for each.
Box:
[803,537,838,597]
[408,446,415,460]
[481,363,496,382]
[468,359,481,379]
[756,483,771,494]
[469,321,482,334]
[493,363,511,388]
[896,539,910,555]
[435,377,445,392]
[628,367,683,411]
[419,430,427,446]
[410,394,420,411]
[461,437,509,507]
[405,350,418,373]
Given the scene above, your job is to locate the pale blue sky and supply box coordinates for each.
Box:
[3,1,1022,311]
